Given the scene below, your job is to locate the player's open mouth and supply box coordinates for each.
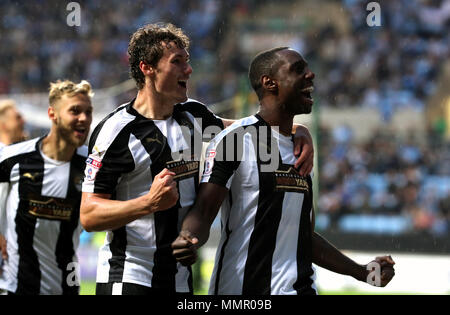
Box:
[301,86,314,101]
[74,127,87,137]
[178,80,187,88]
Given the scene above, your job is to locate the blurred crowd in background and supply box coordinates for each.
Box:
[0,0,448,238]
[317,125,449,236]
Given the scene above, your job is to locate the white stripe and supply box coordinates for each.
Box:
[0,170,20,293]
[175,264,191,293]
[41,161,70,198]
[270,192,304,295]
[33,218,62,294]
[95,240,113,283]
[112,282,123,295]
[178,177,196,208]
[209,142,260,295]
[0,138,39,164]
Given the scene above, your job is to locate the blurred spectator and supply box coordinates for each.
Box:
[318,124,450,236]
[0,0,238,105]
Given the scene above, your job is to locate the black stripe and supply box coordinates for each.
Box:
[176,101,224,133]
[131,118,180,291]
[15,148,45,295]
[91,123,135,194]
[293,176,315,295]
[54,153,85,295]
[242,123,284,295]
[214,188,233,294]
[107,226,127,283]
[172,109,200,192]
[213,215,232,295]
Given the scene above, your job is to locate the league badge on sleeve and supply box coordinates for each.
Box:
[85,155,103,181]
[203,148,216,176]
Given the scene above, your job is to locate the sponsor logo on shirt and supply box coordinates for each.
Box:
[27,196,75,221]
[166,159,199,181]
[274,166,309,193]
[86,156,102,169]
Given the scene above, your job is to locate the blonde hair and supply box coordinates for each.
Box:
[0,99,17,121]
[49,80,94,106]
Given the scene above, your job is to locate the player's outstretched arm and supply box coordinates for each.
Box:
[312,232,395,287]
[172,182,228,266]
[81,168,178,232]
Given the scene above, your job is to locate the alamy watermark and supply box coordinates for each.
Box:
[66,2,81,27]
[66,262,81,287]
[366,261,381,286]
[168,119,282,173]
[366,2,381,27]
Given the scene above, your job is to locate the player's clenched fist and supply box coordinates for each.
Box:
[146,168,179,212]
[172,230,199,266]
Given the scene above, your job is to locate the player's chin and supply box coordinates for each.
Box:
[72,134,88,147]
[177,93,188,103]
[294,101,313,115]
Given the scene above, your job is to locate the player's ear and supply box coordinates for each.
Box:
[48,105,57,123]
[139,61,156,77]
[262,75,277,93]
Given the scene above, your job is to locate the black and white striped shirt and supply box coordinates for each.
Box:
[82,98,223,292]
[202,115,317,295]
[0,137,86,295]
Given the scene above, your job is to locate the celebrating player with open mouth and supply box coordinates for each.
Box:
[0,80,94,295]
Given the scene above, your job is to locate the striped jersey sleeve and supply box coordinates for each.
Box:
[177,99,224,132]
[82,106,136,194]
[176,99,224,142]
[201,116,260,188]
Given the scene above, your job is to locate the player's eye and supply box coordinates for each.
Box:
[296,64,305,74]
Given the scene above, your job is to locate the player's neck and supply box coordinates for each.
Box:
[258,103,293,137]
[0,133,12,146]
[134,87,175,120]
[42,131,76,162]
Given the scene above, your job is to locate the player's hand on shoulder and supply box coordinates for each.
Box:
[146,168,179,213]
[366,255,396,287]
[293,125,314,176]
[172,230,199,266]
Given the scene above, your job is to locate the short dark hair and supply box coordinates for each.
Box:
[128,23,190,90]
[248,47,289,98]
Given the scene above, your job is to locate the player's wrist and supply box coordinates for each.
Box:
[354,264,369,283]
